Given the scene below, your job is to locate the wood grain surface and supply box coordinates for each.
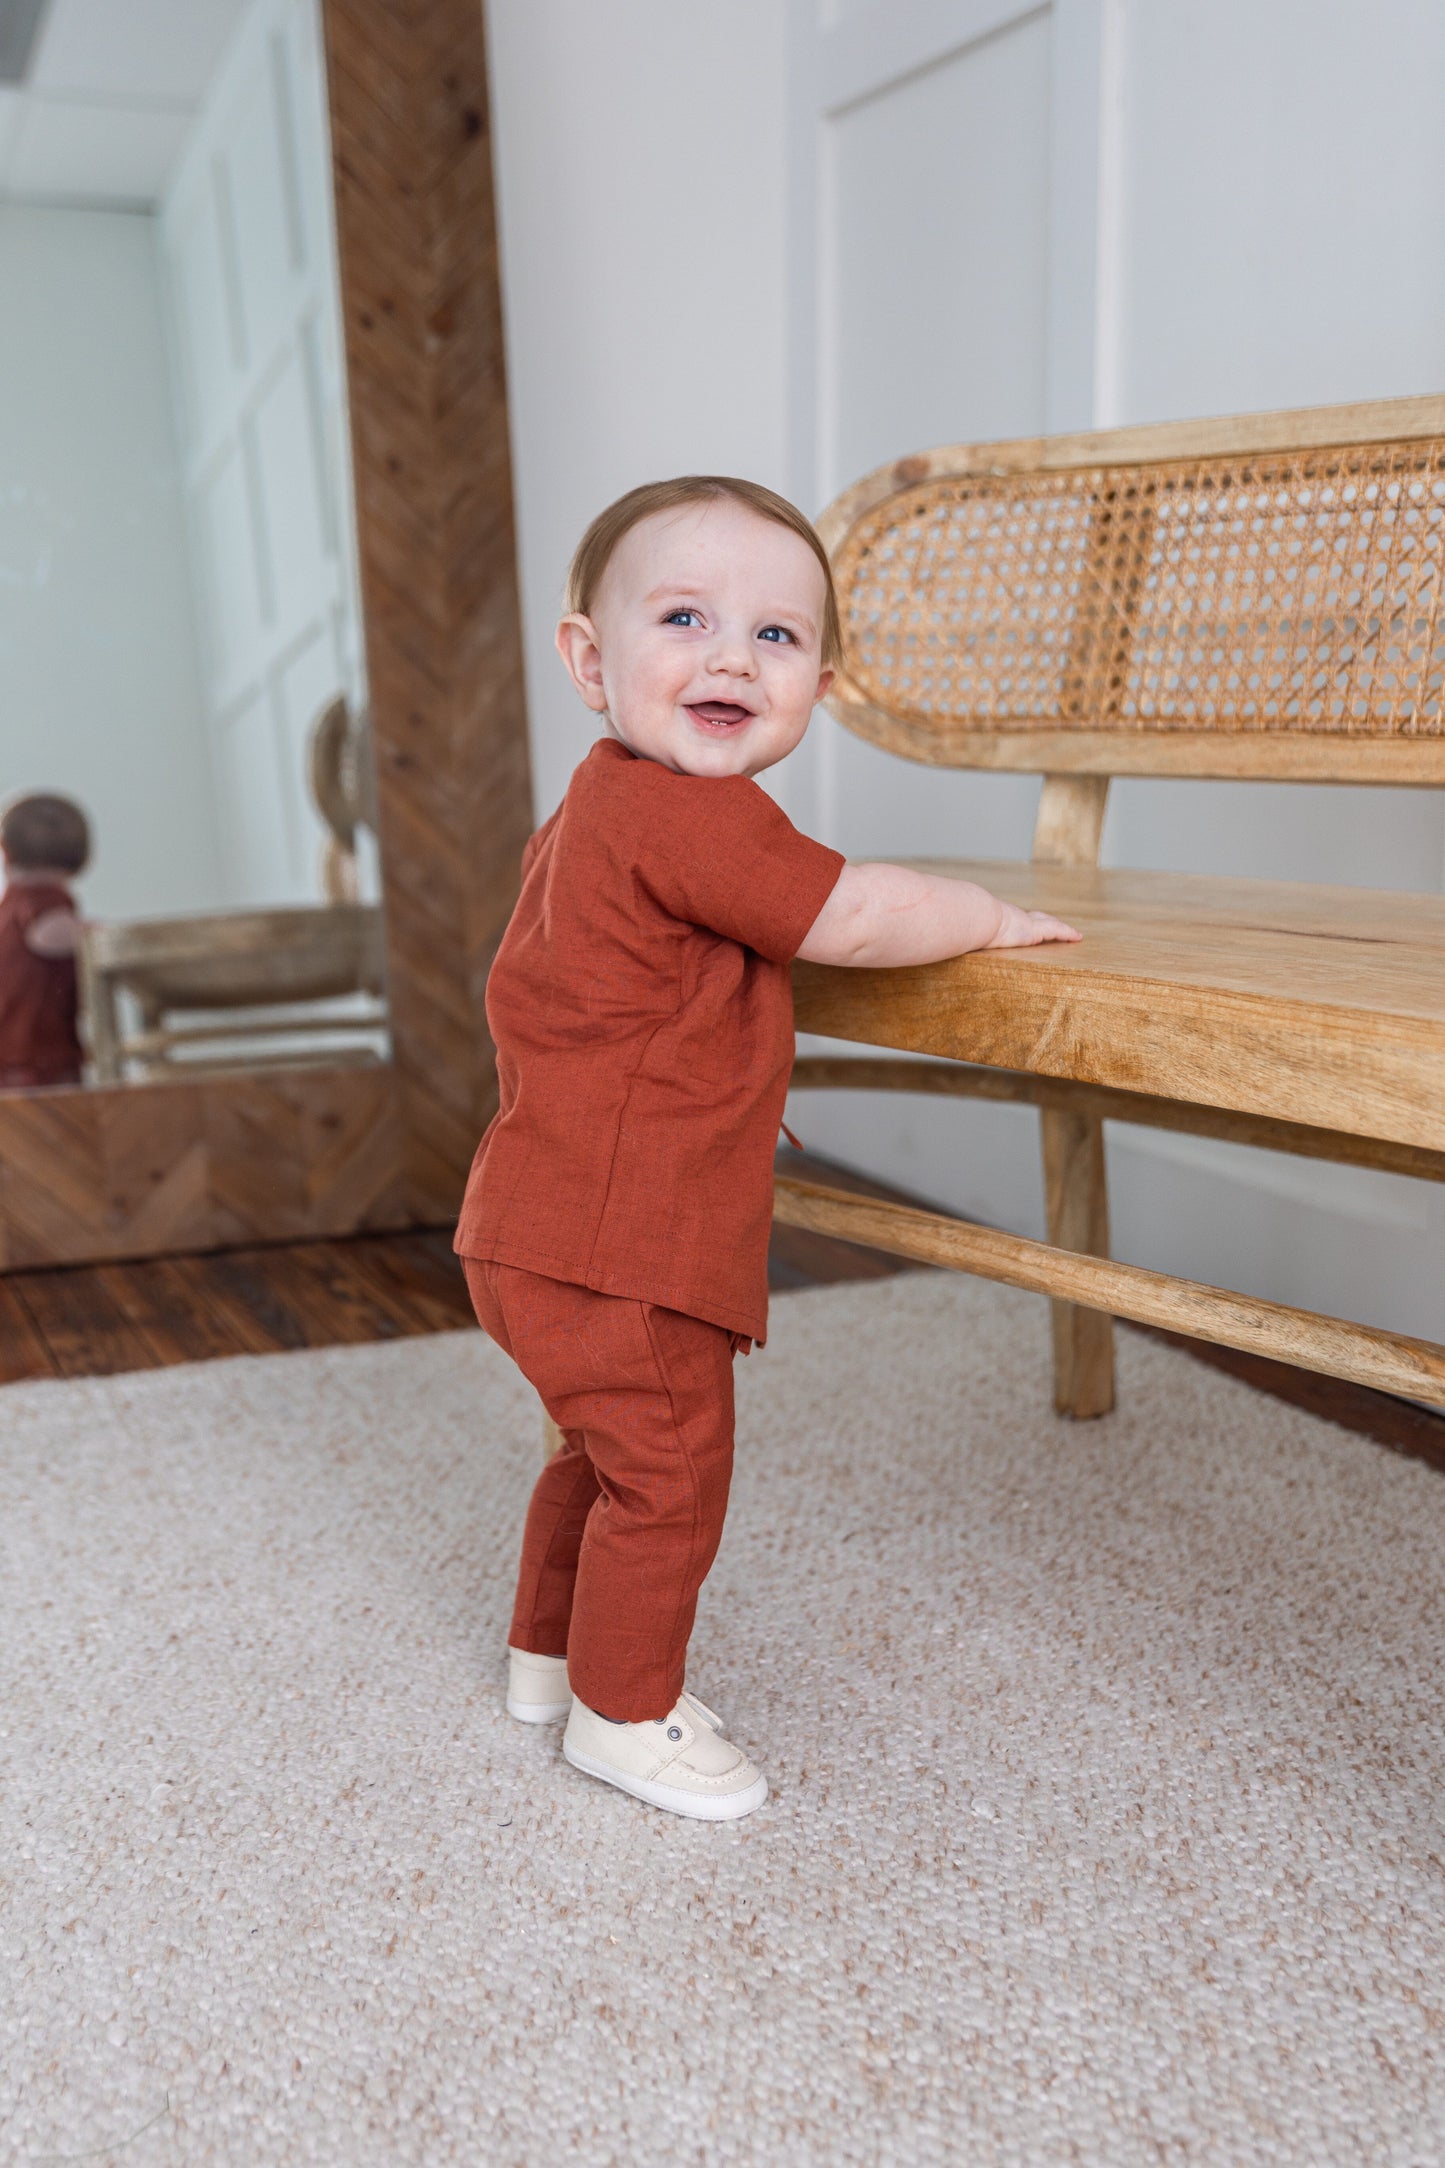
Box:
[1032,775,1111,867]
[1040,1100,1114,1417]
[793,860,1445,1152]
[817,393,1445,546]
[1029,774,1116,1415]
[0,1067,406,1271]
[817,708,1445,784]
[773,1175,1445,1408]
[325,0,533,1219]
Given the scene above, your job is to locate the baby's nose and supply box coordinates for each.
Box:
[706,636,756,676]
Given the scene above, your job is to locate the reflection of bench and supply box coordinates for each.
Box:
[778,398,1445,1414]
[79,904,388,1083]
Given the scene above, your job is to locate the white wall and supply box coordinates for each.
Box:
[158,0,365,908]
[0,205,223,921]
[485,0,1445,1348]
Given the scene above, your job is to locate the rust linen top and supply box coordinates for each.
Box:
[0,881,82,1089]
[454,737,845,1345]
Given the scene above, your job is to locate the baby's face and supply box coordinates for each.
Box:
[556,498,833,779]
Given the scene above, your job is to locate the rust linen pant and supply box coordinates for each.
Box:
[463,1259,738,1722]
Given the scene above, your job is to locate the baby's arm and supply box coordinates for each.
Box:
[796,862,1080,969]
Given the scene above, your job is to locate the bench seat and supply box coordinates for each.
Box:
[794,860,1445,1155]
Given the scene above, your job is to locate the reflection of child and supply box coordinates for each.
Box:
[456,477,1079,1821]
[0,794,91,1089]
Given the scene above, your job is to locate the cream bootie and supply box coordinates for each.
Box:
[563,1691,768,1821]
[506,1651,727,1734]
[506,1647,572,1723]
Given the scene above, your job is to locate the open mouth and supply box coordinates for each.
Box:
[686,702,754,730]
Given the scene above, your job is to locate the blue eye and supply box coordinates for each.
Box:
[664,609,701,627]
[759,625,794,644]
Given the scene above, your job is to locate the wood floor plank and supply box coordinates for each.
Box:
[94,1259,257,1367]
[409,1228,482,1293]
[193,1250,323,1355]
[344,1231,476,1332]
[254,1241,417,1347]
[0,1279,60,1384]
[13,1268,162,1379]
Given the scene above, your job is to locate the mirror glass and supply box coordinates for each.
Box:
[0,0,386,1090]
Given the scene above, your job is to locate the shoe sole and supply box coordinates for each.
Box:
[563,1739,768,1821]
[507,1696,571,1724]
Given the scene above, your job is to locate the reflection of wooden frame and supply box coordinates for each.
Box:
[0,0,532,1270]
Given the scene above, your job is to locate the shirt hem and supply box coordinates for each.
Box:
[454,1235,767,1348]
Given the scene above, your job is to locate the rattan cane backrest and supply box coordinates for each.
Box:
[817,396,1445,783]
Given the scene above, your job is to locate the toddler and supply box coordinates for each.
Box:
[455,477,1078,1820]
[0,793,91,1090]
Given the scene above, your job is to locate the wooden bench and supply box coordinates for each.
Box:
[775,397,1445,1415]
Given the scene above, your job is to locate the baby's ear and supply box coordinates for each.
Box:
[556,614,607,711]
[814,666,835,703]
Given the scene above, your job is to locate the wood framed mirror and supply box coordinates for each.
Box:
[0,0,530,1270]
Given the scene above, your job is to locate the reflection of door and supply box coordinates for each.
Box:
[160,0,365,909]
[786,0,1445,1344]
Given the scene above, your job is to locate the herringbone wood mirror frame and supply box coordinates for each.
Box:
[0,0,533,1271]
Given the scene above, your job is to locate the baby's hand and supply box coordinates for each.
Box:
[984,902,1082,950]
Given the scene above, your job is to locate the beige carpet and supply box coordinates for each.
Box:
[3,1273,1445,2167]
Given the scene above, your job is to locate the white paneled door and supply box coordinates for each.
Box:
[159,0,364,908]
[784,0,1445,1346]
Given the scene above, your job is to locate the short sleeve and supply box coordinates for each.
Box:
[627,768,845,964]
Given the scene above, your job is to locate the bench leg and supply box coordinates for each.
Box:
[1040,1106,1115,1418]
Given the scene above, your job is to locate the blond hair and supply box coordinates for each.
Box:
[0,792,91,875]
[566,476,843,669]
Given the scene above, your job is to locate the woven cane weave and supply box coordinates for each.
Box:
[834,442,1445,740]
